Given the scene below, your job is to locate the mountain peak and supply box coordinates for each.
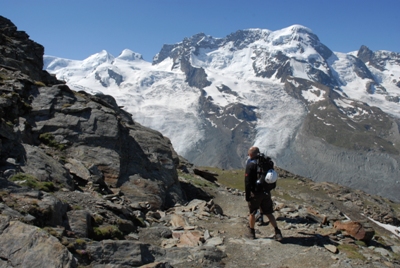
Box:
[287,24,314,34]
[117,49,143,61]
[269,24,318,45]
[83,50,115,64]
[80,50,115,70]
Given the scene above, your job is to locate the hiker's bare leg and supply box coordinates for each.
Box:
[266,214,277,228]
[249,213,256,229]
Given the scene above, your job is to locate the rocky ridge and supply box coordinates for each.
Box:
[0,15,400,267]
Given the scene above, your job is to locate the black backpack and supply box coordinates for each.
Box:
[255,153,276,192]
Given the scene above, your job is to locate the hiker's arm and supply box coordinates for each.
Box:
[244,163,253,201]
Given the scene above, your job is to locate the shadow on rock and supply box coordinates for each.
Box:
[179,180,213,202]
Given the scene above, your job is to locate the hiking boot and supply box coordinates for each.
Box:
[274,228,283,241]
[245,227,256,239]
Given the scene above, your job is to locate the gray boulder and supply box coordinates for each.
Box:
[85,240,154,267]
[20,144,74,190]
[21,83,184,208]
[0,216,77,267]
[66,210,92,238]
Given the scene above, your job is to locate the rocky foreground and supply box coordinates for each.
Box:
[1,168,400,268]
[0,15,399,268]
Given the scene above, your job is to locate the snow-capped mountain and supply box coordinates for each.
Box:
[44,25,400,202]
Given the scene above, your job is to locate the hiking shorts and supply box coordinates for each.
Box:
[247,192,274,215]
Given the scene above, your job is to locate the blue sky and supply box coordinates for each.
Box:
[2,0,399,61]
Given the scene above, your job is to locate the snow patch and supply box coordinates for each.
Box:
[302,86,325,103]
[368,217,400,238]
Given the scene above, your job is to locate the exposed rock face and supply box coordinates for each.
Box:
[188,94,257,168]
[0,15,184,210]
[358,45,400,74]
[0,15,186,266]
[0,16,58,84]
[0,216,77,267]
[181,58,211,89]
[24,84,184,208]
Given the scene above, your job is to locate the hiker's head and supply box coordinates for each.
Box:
[248,146,260,159]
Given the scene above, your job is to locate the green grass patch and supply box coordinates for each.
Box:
[0,72,10,81]
[43,227,63,240]
[391,202,400,214]
[92,214,104,225]
[39,132,66,150]
[393,252,400,262]
[196,167,309,198]
[178,170,218,189]
[75,238,86,246]
[72,204,83,210]
[337,244,366,260]
[34,81,46,87]
[196,167,244,190]
[9,173,55,192]
[0,190,8,199]
[62,103,72,108]
[93,225,124,240]
[194,166,354,206]
[281,179,337,201]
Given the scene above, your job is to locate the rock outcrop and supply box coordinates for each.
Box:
[0,216,77,267]
[0,15,191,267]
[0,15,184,210]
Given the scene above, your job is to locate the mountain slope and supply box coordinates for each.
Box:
[44,25,400,202]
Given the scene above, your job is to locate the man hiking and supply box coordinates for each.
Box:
[244,146,282,241]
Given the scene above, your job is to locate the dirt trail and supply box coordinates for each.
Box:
[196,186,397,268]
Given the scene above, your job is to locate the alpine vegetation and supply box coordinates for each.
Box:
[44,26,400,202]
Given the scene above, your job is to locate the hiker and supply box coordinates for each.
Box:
[244,146,282,240]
